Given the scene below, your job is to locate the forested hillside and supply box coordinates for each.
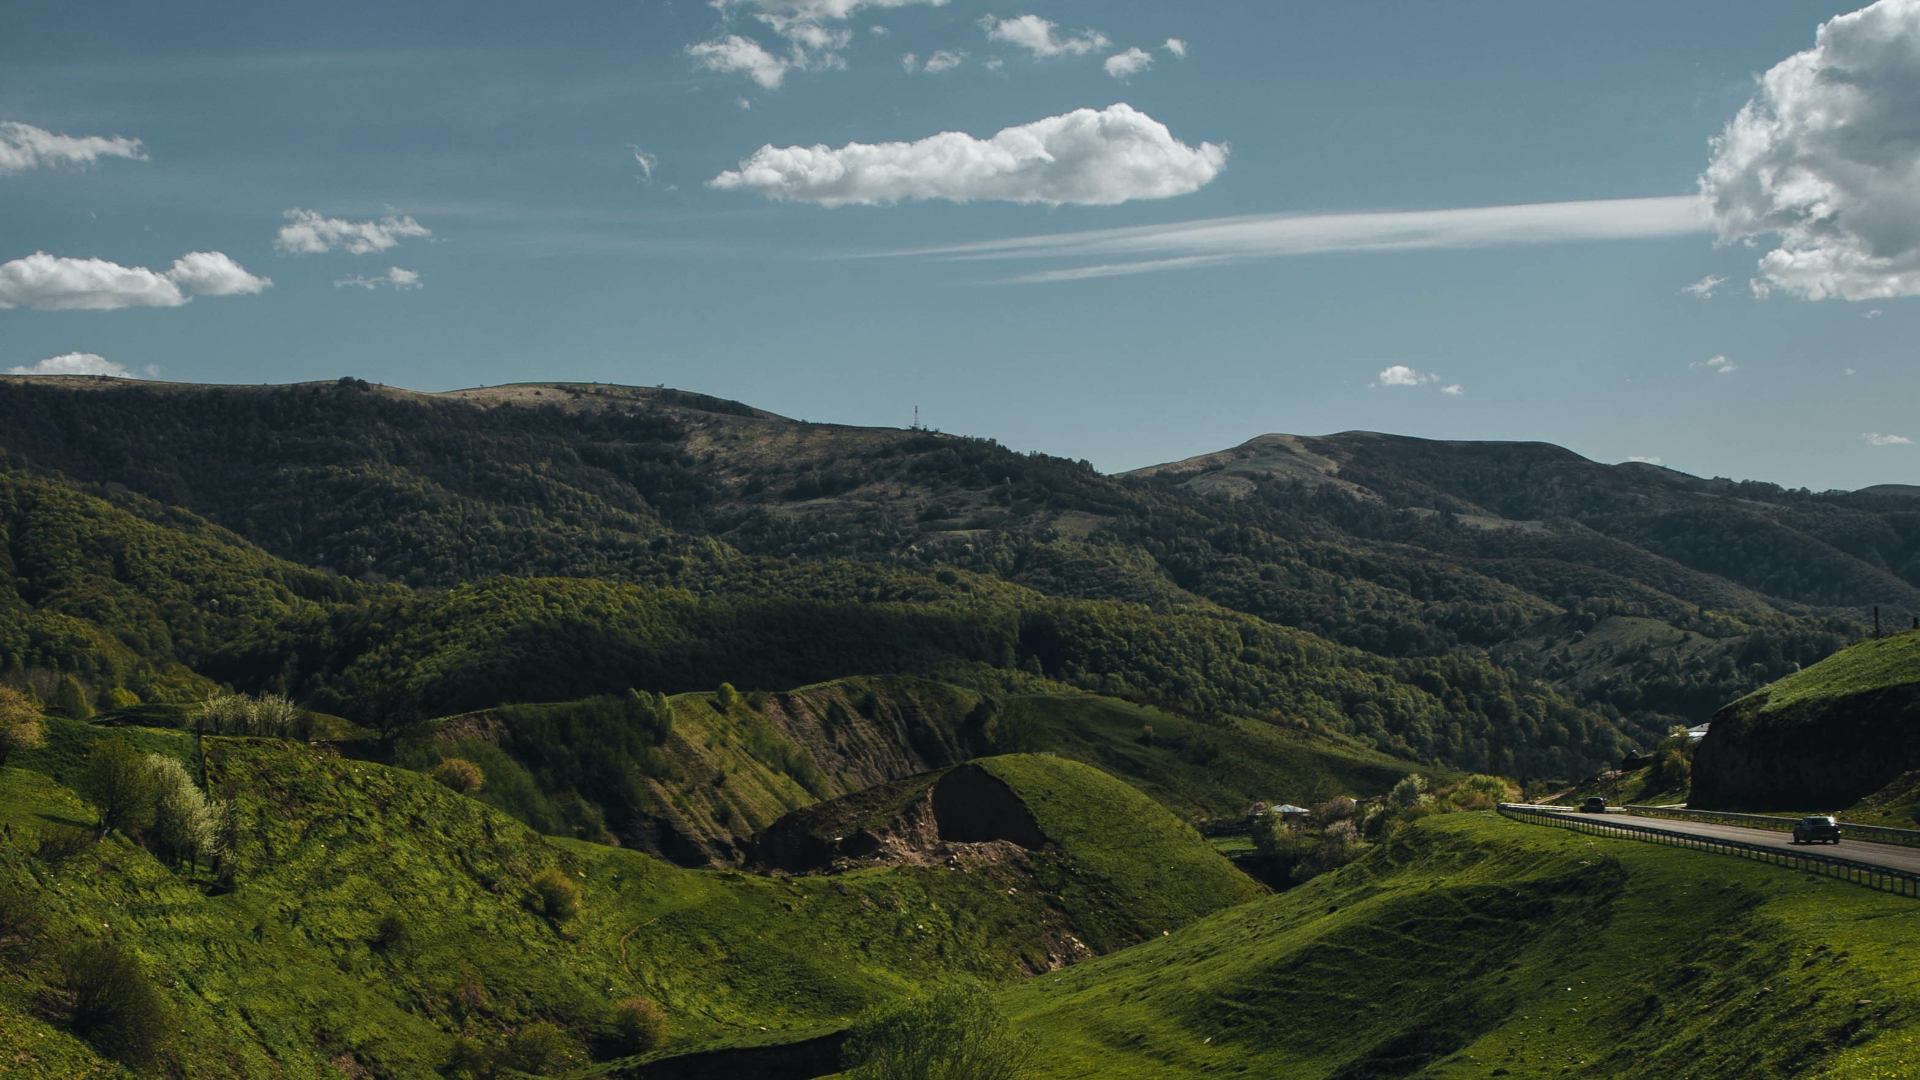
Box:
[0,375,1902,773]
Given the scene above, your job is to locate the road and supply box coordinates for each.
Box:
[1594,811,1920,875]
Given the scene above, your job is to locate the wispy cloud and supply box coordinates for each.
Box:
[1691,354,1737,375]
[276,209,430,255]
[897,195,1709,282]
[334,266,421,291]
[0,119,145,176]
[982,14,1108,57]
[1864,432,1911,446]
[1682,273,1725,298]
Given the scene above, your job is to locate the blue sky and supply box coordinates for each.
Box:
[3,0,1917,489]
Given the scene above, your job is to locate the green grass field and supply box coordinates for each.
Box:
[1726,632,1920,723]
[1000,812,1920,1080]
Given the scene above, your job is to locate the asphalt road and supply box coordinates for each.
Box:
[1603,812,1920,876]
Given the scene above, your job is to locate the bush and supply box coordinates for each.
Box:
[1317,796,1357,823]
[432,757,485,795]
[373,911,411,950]
[500,1021,588,1075]
[0,879,44,941]
[55,675,93,721]
[530,867,582,922]
[1388,773,1430,810]
[82,740,158,837]
[0,686,46,768]
[59,940,173,1065]
[100,687,141,711]
[842,983,1035,1080]
[612,995,668,1053]
[35,824,94,865]
[715,682,740,711]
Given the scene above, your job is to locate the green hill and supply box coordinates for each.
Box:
[1692,632,1920,809]
[0,725,1249,1078]
[1000,812,1920,1079]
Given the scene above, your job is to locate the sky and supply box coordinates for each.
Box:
[2,0,1918,490]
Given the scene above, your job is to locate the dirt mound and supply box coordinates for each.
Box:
[746,764,1049,874]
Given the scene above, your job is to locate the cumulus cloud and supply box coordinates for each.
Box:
[1865,432,1912,445]
[1164,38,1188,59]
[1375,365,1437,387]
[710,103,1225,207]
[1702,0,1920,300]
[688,34,790,88]
[715,0,946,19]
[691,0,943,87]
[6,352,156,378]
[1105,47,1153,81]
[334,266,421,291]
[0,119,146,176]
[1441,383,1465,396]
[0,251,271,310]
[982,14,1109,57]
[1626,455,1664,465]
[1691,354,1738,374]
[275,209,431,256]
[923,48,967,72]
[1683,273,1726,298]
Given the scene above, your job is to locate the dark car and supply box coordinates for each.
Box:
[1791,815,1841,844]
[1580,797,1608,814]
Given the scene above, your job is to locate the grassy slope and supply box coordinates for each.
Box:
[1725,631,1920,723]
[0,727,1252,1078]
[1002,813,1920,1080]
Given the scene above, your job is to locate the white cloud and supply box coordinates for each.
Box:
[923,48,967,72]
[0,250,271,310]
[334,266,421,291]
[710,103,1226,207]
[1691,354,1738,374]
[1104,47,1153,81]
[901,52,918,71]
[166,251,273,296]
[982,14,1109,57]
[688,34,792,88]
[631,145,659,184]
[1866,308,1883,318]
[903,196,1709,281]
[715,0,946,19]
[6,352,155,378]
[1846,366,1859,374]
[275,209,431,256]
[1682,273,1726,298]
[1626,455,1664,465]
[869,24,890,36]
[1441,383,1465,396]
[1164,38,1188,59]
[1702,0,1920,300]
[1375,365,1437,388]
[738,96,755,110]
[1864,432,1912,446]
[0,119,146,176]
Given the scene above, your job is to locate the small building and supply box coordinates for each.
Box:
[1271,803,1311,823]
[1687,723,1711,742]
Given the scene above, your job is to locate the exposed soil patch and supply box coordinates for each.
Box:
[745,764,1048,874]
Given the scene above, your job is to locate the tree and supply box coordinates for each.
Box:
[147,754,215,869]
[841,984,1035,1080]
[0,686,45,769]
[55,675,93,721]
[715,682,740,711]
[82,740,159,838]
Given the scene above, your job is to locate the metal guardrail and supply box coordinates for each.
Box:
[1623,805,1920,848]
[1498,804,1920,899]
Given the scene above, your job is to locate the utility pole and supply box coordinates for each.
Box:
[1874,605,1881,639]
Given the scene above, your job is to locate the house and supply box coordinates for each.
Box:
[1687,723,1711,742]
[1271,804,1311,823]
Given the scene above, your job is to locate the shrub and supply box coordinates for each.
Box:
[500,1021,588,1075]
[843,984,1035,1080]
[454,965,489,1012]
[373,911,411,950]
[100,687,140,712]
[432,757,485,795]
[59,940,173,1065]
[35,824,94,865]
[54,675,93,721]
[1316,796,1357,822]
[147,754,215,868]
[82,740,159,837]
[0,879,44,941]
[715,683,739,711]
[0,686,46,768]
[612,995,668,1053]
[1388,773,1430,810]
[530,867,582,922]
